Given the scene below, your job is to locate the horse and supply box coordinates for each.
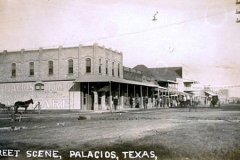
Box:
[14,99,33,113]
[189,100,201,112]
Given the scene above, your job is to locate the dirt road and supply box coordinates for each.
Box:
[0,104,240,160]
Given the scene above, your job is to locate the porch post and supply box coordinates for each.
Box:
[147,87,149,108]
[79,83,82,110]
[69,84,70,112]
[73,82,75,110]
[119,83,123,110]
[88,82,89,110]
[134,85,135,97]
[157,87,160,108]
[134,85,136,108]
[152,87,154,108]
[127,84,129,107]
[109,81,112,113]
[140,86,143,108]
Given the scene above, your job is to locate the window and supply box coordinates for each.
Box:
[118,63,120,77]
[99,59,102,74]
[112,62,114,76]
[106,60,108,75]
[35,83,44,90]
[86,58,91,73]
[48,61,53,75]
[29,62,34,76]
[68,59,73,74]
[11,63,16,77]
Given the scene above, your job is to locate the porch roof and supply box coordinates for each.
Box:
[157,79,178,84]
[205,91,217,96]
[74,75,166,89]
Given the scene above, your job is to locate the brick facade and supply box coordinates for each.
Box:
[0,43,123,83]
[0,43,124,109]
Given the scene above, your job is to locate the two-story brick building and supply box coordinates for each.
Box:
[0,43,161,111]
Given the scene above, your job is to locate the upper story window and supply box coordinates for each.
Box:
[86,58,91,73]
[68,59,73,74]
[11,63,16,77]
[29,62,34,76]
[48,61,53,75]
[99,59,102,74]
[112,62,114,76]
[118,63,120,77]
[106,60,108,75]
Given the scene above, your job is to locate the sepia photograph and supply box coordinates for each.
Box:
[0,0,240,159]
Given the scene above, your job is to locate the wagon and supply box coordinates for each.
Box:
[210,95,219,107]
[0,103,14,114]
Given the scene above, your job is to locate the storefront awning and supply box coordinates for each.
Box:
[205,91,217,96]
[74,75,166,89]
[174,91,192,96]
[182,79,198,83]
[157,79,178,84]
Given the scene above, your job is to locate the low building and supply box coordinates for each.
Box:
[134,65,200,107]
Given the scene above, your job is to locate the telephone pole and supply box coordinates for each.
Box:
[236,0,240,22]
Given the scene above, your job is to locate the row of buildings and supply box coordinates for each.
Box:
[0,43,226,110]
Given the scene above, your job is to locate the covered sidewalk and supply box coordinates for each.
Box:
[71,75,166,111]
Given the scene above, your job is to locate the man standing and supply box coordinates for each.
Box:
[130,96,134,108]
[144,96,148,109]
[113,96,118,110]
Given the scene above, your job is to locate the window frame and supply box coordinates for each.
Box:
[106,60,108,75]
[35,83,44,91]
[99,59,102,74]
[118,63,120,77]
[112,62,114,76]
[11,63,16,77]
[29,62,34,76]
[48,60,53,75]
[68,59,74,74]
[86,58,91,73]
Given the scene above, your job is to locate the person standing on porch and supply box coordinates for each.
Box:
[113,96,118,110]
[130,96,134,108]
[144,96,148,109]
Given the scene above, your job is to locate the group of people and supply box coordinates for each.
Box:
[113,95,196,110]
[129,96,149,109]
[128,95,195,109]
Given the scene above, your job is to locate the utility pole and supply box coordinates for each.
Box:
[236,0,240,23]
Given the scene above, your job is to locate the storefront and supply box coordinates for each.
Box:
[72,75,165,111]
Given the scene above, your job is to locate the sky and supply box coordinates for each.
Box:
[0,0,240,96]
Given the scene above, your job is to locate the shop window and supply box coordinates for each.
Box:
[29,62,34,76]
[86,58,91,73]
[11,63,16,77]
[48,61,53,75]
[68,59,73,74]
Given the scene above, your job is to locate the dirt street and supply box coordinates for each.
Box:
[0,104,240,160]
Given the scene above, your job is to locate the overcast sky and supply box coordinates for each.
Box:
[0,0,240,96]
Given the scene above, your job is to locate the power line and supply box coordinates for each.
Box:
[0,2,236,50]
[79,9,235,44]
